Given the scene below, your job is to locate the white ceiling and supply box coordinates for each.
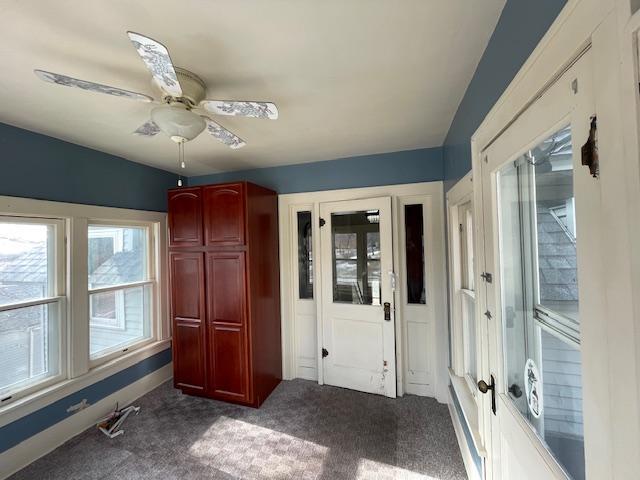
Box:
[0,0,505,176]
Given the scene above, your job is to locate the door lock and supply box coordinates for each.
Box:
[383,302,391,321]
[478,375,497,415]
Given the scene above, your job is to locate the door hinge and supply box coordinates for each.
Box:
[481,272,493,283]
[322,348,328,358]
[581,116,599,178]
[459,223,463,233]
[319,218,326,228]
[484,310,492,320]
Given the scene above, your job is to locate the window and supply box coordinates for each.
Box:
[498,125,585,480]
[88,224,153,360]
[0,217,64,400]
[332,210,381,305]
[404,204,426,304]
[297,211,313,299]
[456,201,477,387]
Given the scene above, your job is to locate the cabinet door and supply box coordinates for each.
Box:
[203,183,245,247]
[206,252,249,401]
[170,252,206,393]
[168,188,203,247]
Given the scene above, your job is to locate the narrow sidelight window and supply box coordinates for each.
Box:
[297,211,313,299]
[404,204,426,304]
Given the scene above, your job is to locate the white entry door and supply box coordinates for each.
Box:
[479,49,599,480]
[319,197,396,397]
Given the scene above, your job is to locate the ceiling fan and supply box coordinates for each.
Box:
[34,31,278,150]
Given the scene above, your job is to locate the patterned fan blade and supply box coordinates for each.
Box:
[201,100,278,120]
[34,70,153,102]
[133,120,160,137]
[127,32,182,97]
[203,117,246,149]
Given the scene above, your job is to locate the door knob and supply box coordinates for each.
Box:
[477,375,496,415]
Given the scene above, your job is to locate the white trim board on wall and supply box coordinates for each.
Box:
[278,181,448,402]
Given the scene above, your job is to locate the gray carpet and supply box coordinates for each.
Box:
[9,379,467,480]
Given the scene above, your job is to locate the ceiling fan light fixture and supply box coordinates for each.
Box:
[151,103,205,143]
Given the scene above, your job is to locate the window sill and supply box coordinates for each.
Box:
[0,339,171,428]
[449,369,486,457]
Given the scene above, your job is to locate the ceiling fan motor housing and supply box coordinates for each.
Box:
[156,67,206,106]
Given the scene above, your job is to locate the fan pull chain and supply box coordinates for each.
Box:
[177,141,186,187]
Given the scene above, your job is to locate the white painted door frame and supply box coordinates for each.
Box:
[278,181,448,402]
[467,0,640,477]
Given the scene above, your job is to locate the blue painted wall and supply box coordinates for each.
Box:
[0,122,176,211]
[443,0,567,187]
[188,147,444,192]
[0,349,171,454]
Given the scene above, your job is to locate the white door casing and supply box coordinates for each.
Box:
[478,49,597,479]
[319,196,396,397]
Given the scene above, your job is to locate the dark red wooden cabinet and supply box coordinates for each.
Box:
[168,182,281,407]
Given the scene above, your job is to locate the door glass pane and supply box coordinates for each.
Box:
[332,211,381,305]
[405,204,426,304]
[498,126,585,480]
[297,211,313,299]
[0,223,55,306]
[533,125,578,324]
[0,303,60,396]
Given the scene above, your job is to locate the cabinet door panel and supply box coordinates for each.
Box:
[168,188,203,247]
[209,324,248,399]
[206,251,249,400]
[207,252,246,325]
[203,183,245,246]
[170,252,206,392]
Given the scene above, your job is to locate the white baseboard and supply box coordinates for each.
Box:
[448,394,483,480]
[0,364,173,480]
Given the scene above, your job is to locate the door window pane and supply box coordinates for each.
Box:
[533,125,578,324]
[0,223,54,305]
[332,211,381,305]
[405,204,426,304]
[297,211,313,299]
[498,125,585,479]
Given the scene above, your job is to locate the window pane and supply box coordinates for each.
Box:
[0,303,60,396]
[88,226,147,288]
[0,223,54,306]
[332,211,381,305]
[533,125,578,323]
[404,204,426,304]
[498,125,585,480]
[462,294,477,382]
[297,212,313,299]
[90,284,152,358]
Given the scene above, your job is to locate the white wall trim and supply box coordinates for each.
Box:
[448,388,483,480]
[279,181,448,403]
[0,363,172,480]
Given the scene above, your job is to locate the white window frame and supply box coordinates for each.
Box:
[446,173,486,457]
[87,219,157,367]
[0,215,66,405]
[0,195,169,418]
